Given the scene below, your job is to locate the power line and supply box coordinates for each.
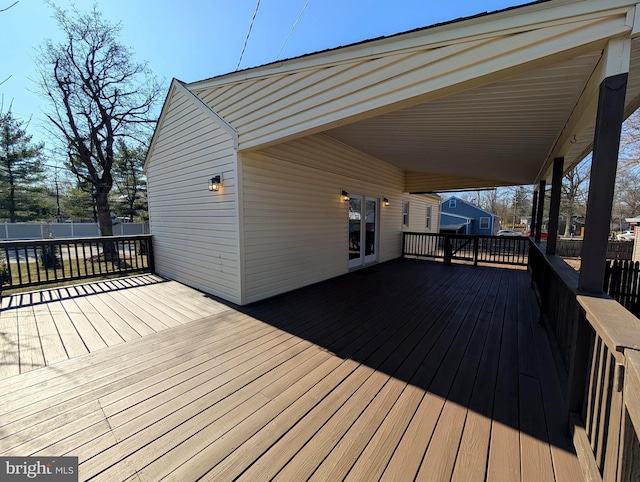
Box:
[276,0,311,60]
[236,0,262,71]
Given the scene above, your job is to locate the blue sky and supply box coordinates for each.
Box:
[1,0,533,147]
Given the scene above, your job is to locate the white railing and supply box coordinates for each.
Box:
[0,222,150,240]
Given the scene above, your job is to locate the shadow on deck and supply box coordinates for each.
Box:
[0,259,584,481]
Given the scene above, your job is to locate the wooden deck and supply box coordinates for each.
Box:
[0,259,585,481]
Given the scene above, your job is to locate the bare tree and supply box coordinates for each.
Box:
[561,160,590,236]
[35,3,160,248]
[0,1,18,12]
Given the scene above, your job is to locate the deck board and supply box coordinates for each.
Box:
[0,260,585,481]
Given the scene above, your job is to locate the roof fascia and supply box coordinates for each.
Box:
[188,0,634,90]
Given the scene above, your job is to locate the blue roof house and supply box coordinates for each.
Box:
[439,197,498,235]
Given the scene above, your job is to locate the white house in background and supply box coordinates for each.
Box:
[145,0,640,305]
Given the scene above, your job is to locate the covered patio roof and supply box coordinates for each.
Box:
[178,0,640,193]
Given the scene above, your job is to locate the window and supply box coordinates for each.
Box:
[402,201,409,227]
[426,206,432,230]
[480,217,490,229]
[449,199,457,208]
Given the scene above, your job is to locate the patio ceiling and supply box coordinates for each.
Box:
[324,53,603,189]
[325,35,640,193]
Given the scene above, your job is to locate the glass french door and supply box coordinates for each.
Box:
[348,195,378,269]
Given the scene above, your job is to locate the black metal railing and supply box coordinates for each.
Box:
[402,232,529,266]
[0,235,154,292]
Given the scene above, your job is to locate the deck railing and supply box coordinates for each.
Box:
[529,241,640,481]
[555,239,633,260]
[0,234,154,292]
[402,232,529,266]
[605,260,640,318]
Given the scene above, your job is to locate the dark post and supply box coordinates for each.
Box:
[535,180,546,243]
[444,235,452,264]
[531,189,538,237]
[401,232,406,258]
[566,309,592,418]
[546,157,564,255]
[579,73,628,294]
[146,236,155,273]
[473,236,479,266]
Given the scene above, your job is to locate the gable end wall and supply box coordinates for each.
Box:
[147,86,241,303]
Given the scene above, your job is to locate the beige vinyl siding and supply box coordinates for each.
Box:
[402,194,440,233]
[147,86,241,303]
[191,7,631,152]
[241,134,405,304]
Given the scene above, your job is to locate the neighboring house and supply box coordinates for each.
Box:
[439,197,498,235]
[144,0,639,306]
[539,215,585,236]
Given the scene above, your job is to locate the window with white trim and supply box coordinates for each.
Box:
[449,199,457,208]
[480,217,490,229]
[402,201,409,227]
[426,206,432,230]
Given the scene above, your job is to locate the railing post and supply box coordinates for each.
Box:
[147,236,155,274]
[473,236,479,266]
[444,235,452,265]
[401,232,406,258]
[566,308,592,420]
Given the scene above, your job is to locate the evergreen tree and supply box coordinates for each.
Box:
[0,110,45,222]
[113,140,147,221]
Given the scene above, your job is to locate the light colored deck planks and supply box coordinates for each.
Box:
[0,261,585,482]
[0,312,259,433]
[58,298,109,352]
[0,308,20,378]
[16,306,46,373]
[31,309,68,367]
[104,329,298,430]
[86,347,329,480]
[67,295,125,346]
[42,302,89,359]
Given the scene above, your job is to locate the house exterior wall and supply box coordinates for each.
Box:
[146,86,241,303]
[440,198,496,235]
[240,133,433,304]
[402,194,441,233]
[440,213,471,233]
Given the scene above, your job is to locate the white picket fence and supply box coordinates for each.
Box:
[0,222,150,240]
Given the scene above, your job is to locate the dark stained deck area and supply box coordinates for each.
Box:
[0,259,585,481]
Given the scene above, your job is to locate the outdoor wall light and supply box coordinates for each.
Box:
[341,190,350,201]
[209,175,222,192]
[384,198,389,206]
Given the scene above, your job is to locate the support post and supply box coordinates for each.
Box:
[546,157,564,255]
[579,73,628,294]
[531,189,538,238]
[473,236,479,266]
[535,180,546,244]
